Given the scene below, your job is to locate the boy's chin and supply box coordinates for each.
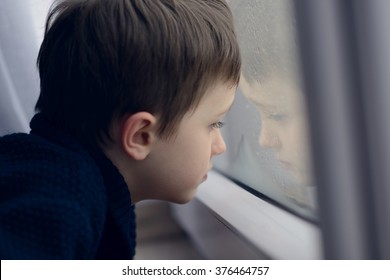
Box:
[168,190,198,205]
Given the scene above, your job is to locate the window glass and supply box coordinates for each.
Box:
[215,0,317,220]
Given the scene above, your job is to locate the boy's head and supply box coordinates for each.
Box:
[36,0,241,203]
[36,0,241,146]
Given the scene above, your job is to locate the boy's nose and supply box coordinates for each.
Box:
[212,130,227,156]
[259,127,280,149]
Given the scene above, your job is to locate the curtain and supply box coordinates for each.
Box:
[0,0,52,135]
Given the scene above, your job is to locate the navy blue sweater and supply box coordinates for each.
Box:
[0,114,136,259]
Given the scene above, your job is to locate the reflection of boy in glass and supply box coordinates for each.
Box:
[234,0,314,187]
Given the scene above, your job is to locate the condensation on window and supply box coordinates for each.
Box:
[214,0,318,220]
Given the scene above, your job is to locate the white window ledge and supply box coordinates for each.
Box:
[172,170,323,259]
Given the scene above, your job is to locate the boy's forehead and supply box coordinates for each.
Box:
[198,82,236,111]
[182,81,236,121]
[240,75,302,107]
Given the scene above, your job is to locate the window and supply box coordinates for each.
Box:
[176,0,390,260]
[174,0,322,260]
[214,0,317,220]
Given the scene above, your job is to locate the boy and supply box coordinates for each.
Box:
[0,0,241,259]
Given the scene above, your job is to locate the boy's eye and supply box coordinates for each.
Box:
[210,121,225,129]
[267,113,288,122]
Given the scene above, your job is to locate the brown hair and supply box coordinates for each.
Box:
[36,0,241,145]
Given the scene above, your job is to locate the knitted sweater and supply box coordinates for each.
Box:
[0,114,136,259]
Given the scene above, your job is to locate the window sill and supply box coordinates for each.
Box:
[172,170,323,259]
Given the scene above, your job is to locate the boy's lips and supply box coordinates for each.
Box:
[202,167,212,181]
[279,160,293,170]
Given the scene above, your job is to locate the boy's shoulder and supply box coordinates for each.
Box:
[0,132,106,204]
[0,132,96,173]
[1,131,91,160]
[0,132,108,259]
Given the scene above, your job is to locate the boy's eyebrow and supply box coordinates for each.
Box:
[216,102,234,117]
[248,97,277,111]
[255,102,275,111]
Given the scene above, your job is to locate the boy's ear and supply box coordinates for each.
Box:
[120,112,158,160]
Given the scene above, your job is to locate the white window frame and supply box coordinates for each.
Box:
[173,170,323,259]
